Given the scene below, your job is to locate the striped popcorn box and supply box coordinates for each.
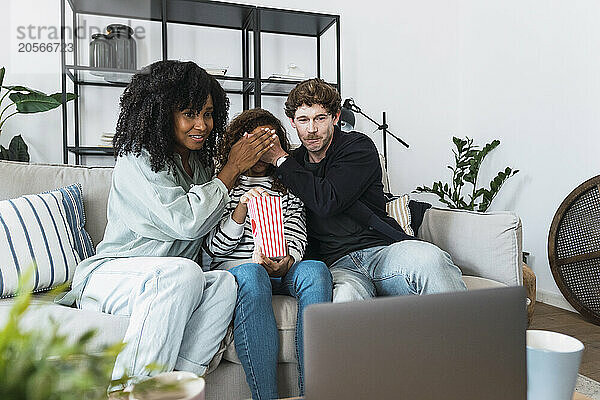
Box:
[247,196,286,259]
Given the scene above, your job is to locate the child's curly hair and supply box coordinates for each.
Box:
[217,108,291,193]
[113,60,229,173]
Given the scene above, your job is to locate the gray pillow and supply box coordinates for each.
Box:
[418,207,522,286]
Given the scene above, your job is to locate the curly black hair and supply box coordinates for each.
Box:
[113,60,230,173]
[216,108,291,194]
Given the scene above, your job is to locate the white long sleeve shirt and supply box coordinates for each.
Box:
[203,175,306,270]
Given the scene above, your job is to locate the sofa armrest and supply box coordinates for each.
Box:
[417,207,522,287]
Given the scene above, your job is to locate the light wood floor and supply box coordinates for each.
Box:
[529,302,600,382]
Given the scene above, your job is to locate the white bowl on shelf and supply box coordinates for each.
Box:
[202,64,228,76]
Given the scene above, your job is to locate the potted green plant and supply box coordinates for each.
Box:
[414,136,518,212]
[0,268,193,399]
[0,271,124,399]
[0,66,77,162]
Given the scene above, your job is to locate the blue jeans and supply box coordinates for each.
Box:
[330,240,467,302]
[228,260,332,400]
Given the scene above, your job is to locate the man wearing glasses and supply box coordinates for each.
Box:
[263,78,466,302]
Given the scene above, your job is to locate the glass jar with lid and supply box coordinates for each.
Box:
[106,24,137,70]
[89,33,114,70]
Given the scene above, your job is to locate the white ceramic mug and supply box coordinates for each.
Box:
[527,330,584,400]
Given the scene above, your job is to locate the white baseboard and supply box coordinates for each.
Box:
[536,289,578,313]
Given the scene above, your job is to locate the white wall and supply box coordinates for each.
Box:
[456,0,600,309]
[2,0,598,309]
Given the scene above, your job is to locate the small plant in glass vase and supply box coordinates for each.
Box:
[414,136,518,212]
[0,66,77,162]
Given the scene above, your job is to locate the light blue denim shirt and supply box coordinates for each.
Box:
[57,149,230,306]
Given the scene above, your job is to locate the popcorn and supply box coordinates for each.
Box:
[247,196,286,259]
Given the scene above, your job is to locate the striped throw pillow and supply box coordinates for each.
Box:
[57,184,95,261]
[0,183,94,297]
[386,194,414,236]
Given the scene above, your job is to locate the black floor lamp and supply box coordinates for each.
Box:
[340,98,409,169]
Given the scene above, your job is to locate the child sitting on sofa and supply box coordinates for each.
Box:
[203,108,332,398]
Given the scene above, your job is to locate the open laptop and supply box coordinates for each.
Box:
[303,286,527,400]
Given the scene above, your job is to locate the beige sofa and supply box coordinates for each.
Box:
[0,160,524,399]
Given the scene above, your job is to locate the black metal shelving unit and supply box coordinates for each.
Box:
[60,0,341,165]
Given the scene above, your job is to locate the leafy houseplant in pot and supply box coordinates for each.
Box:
[0,267,200,399]
[413,136,535,325]
[414,136,518,212]
[0,268,125,400]
[0,66,77,162]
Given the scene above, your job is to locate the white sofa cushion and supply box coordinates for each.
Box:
[0,295,129,350]
[0,161,113,247]
[419,207,522,286]
[223,295,298,364]
[463,275,507,290]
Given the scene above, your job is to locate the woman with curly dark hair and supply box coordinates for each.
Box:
[203,108,332,398]
[58,61,275,385]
